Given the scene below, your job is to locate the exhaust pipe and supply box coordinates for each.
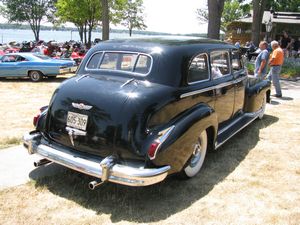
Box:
[88,180,105,190]
[34,158,51,167]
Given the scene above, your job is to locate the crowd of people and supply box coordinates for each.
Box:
[235,31,300,60]
[233,31,300,98]
[0,40,92,65]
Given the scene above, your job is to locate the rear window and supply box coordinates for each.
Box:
[86,51,152,75]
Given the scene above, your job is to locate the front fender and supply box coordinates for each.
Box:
[152,103,218,174]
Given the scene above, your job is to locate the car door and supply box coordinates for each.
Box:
[231,50,247,115]
[210,50,235,124]
[0,55,25,77]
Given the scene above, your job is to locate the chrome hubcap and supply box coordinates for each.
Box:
[190,141,202,167]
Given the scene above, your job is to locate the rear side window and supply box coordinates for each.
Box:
[86,52,102,69]
[210,51,230,79]
[188,53,209,83]
[133,55,151,74]
[232,50,243,72]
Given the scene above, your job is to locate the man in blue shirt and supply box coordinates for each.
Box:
[255,41,269,79]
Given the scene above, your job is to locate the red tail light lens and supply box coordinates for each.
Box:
[33,114,41,127]
[33,106,48,127]
[148,141,161,160]
[147,125,175,160]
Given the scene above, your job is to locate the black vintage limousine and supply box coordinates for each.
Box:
[24,37,271,189]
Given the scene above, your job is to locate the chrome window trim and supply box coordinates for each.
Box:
[85,50,153,76]
[210,50,231,79]
[187,53,210,85]
[180,75,247,98]
[85,52,104,70]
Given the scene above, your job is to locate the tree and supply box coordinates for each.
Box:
[197,0,249,33]
[120,0,146,37]
[207,0,225,39]
[251,0,267,46]
[266,0,300,12]
[1,0,55,41]
[221,0,249,31]
[56,0,101,47]
[101,0,110,40]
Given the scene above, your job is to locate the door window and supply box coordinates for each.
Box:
[188,53,209,83]
[210,51,230,79]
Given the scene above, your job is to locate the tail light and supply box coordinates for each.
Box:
[33,106,48,127]
[148,125,175,160]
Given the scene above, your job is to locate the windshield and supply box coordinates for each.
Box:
[85,51,152,76]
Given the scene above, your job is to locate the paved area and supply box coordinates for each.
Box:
[0,79,299,190]
[0,146,64,190]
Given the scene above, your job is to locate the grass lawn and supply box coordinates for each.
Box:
[0,78,299,224]
[0,75,73,149]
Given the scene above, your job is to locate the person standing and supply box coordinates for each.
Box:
[254,41,269,79]
[268,41,284,98]
[280,31,291,57]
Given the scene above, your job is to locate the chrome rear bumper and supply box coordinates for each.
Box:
[23,132,170,186]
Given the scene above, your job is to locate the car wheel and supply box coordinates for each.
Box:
[29,71,43,82]
[258,94,267,120]
[181,130,208,178]
[48,76,57,79]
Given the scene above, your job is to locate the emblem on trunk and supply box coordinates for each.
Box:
[72,102,93,110]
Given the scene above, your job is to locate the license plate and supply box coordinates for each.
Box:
[67,112,88,130]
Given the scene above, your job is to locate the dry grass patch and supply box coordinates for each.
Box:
[0,76,73,148]
[0,80,299,224]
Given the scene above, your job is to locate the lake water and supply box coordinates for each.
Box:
[0,29,158,43]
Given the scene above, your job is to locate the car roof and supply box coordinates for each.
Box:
[93,36,236,54]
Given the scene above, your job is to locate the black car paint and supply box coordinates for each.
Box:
[36,37,270,174]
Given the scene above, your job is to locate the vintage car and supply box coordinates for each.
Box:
[0,53,77,81]
[23,37,271,189]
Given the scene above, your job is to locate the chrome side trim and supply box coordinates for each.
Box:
[23,133,170,187]
[215,110,261,149]
[180,75,247,99]
[181,81,233,98]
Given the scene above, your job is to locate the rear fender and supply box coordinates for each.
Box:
[151,103,218,174]
[244,79,271,113]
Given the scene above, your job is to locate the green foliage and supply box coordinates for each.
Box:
[221,0,248,31]
[56,0,100,28]
[246,62,255,75]
[117,0,147,36]
[197,0,250,32]
[0,0,56,41]
[281,59,300,78]
[56,0,101,45]
[266,0,300,12]
[246,59,300,78]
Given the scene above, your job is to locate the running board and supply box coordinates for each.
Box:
[215,110,261,149]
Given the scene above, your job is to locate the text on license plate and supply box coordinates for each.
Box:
[67,112,88,130]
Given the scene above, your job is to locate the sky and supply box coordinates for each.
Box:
[0,0,208,35]
[142,0,207,34]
